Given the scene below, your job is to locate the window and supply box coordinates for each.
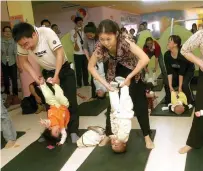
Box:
[185,20,197,31]
[148,21,160,31]
[124,24,138,35]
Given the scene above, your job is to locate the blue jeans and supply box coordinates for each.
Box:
[1,98,16,142]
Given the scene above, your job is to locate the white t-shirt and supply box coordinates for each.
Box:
[17,26,67,70]
[70,29,85,55]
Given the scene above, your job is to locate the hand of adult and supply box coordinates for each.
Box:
[170,87,175,92]
[105,83,116,92]
[178,87,182,93]
[51,76,60,85]
[120,77,131,87]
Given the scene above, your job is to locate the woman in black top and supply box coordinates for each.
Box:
[164,35,195,104]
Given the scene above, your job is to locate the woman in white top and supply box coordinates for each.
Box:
[179,30,203,154]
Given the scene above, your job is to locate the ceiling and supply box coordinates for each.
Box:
[32,1,203,14]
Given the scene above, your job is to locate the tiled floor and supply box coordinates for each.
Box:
[1,86,194,171]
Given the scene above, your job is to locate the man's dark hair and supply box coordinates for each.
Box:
[12,22,35,42]
[2,26,11,32]
[74,17,83,24]
[51,24,58,29]
[84,22,97,34]
[41,19,51,26]
[42,128,61,145]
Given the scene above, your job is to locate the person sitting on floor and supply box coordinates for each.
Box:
[162,91,193,115]
[40,77,70,145]
[93,62,107,99]
[29,82,47,114]
[109,80,134,153]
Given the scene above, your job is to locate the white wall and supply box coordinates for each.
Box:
[33,3,104,36]
[32,3,139,36]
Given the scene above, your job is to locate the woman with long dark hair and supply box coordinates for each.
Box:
[179,30,203,153]
[164,35,195,104]
[88,19,154,149]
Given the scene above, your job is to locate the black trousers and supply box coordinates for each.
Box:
[186,69,203,148]
[165,70,194,104]
[91,76,96,98]
[105,63,150,137]
[157,53,171,104]
[1,62,18,95]
[74,54,89,87]
[42,62,79,134]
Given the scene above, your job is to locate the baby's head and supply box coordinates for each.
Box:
[111,137,126,153]
[42,125,61,144]
[174,105,185,115]
[96,89,106,99]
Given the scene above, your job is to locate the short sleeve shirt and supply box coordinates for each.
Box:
[17,26,67,70]
[92,35,138,82]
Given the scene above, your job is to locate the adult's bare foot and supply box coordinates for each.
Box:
[5,140,16,149]
[179,145,192,154]
[145,135,155,149]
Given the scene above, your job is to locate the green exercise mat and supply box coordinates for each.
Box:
[151,99,194,117]
[1,131,25,149]
[77,98,109,116]
[77,129,156,171]
[185,148,203,171]
[2,130,86,171]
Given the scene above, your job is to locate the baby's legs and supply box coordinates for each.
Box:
[53,84,69,107]
[40,83,60,107]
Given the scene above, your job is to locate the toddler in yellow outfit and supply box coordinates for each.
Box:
[162,91,193,115]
